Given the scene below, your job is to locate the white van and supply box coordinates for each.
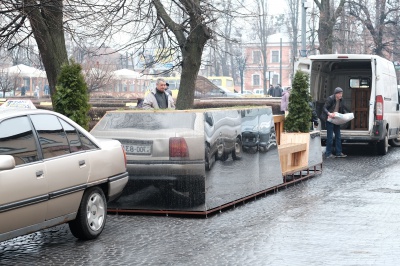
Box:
[296,54,400,155]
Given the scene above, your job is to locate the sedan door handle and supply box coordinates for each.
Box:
[36,170,44,178]
[79,160,86,166]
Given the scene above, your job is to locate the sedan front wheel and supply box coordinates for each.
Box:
[69,187,107,240]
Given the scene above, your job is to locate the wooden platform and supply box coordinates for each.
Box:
[278,132,310,175]
[278,142,308,175]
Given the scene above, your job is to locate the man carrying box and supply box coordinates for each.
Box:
[320,87,348,159]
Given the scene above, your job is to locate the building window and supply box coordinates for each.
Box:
[271,51,280,63]
[272,74,279,86]
[253,74,260,86]
[253,51,261,64]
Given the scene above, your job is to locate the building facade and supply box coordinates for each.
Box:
[242,33,294,93]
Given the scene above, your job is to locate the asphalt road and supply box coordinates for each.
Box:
[1,143,400,266]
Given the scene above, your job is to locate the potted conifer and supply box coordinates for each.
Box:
[279,70,315,174]
[284,70,312,132]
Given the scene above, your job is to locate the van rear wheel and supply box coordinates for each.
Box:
[377,133,388,155]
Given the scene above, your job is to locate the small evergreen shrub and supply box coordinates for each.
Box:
[54,61,91,130]
[284,70,312,133]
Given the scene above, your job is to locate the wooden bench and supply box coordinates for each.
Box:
[278,142,308,175]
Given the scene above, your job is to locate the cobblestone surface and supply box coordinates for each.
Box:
[1,144,400,265]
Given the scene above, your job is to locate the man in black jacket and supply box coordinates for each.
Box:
[321,87,347,158]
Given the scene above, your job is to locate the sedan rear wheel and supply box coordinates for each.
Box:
[69,187,107,240]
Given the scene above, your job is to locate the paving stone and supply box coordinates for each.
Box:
[1,145,400,265]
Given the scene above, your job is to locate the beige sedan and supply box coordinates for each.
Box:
[0,109,128,242]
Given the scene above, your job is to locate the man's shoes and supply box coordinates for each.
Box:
[325,154,335,159]
[336,153,347,158]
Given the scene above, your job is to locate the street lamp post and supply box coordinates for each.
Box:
[300,0,310,57]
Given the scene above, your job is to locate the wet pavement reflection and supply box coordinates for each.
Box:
[2,144,400,265]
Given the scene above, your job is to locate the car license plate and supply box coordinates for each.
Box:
[123,144,151,154]
[120,140,152,155]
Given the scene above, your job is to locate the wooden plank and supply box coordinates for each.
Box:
[279,132,310,174]
[273,115,285,145]
[278,143,307,156]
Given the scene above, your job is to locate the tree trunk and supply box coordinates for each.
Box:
[152,0,212,109]
[314,0,345,54]
[317,18,333,54]
[176,24,210,110]
[24,0,69,105]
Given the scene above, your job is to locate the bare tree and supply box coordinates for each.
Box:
[62,1,215,109]
[348,0,400,57]
[0,0,251,109]
[0,0,68,104]
[286,0,301,72]
[151,1,212,109]
[333,4,365,54]
[0,70,18,97]
[235,51,247,93]
[82,63,115,94]
[252,0,275,94]
[313,0,346,54]
[211,0,241,79]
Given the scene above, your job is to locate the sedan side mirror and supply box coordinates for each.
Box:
[0,155,16,170]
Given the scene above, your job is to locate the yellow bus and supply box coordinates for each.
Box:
[207,76,235,93]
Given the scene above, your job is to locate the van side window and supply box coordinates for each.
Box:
[0,116,39,165]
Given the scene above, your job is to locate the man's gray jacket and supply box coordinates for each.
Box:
[143,87,175,109]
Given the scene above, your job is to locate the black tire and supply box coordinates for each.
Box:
[69,187,107,240]
[232,137,242,160]
[377,133,388,155]
[389,133,400,147]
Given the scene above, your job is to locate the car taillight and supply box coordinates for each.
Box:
[169,137,189,158]
[121,145,127,167]
[376,95,383,120]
